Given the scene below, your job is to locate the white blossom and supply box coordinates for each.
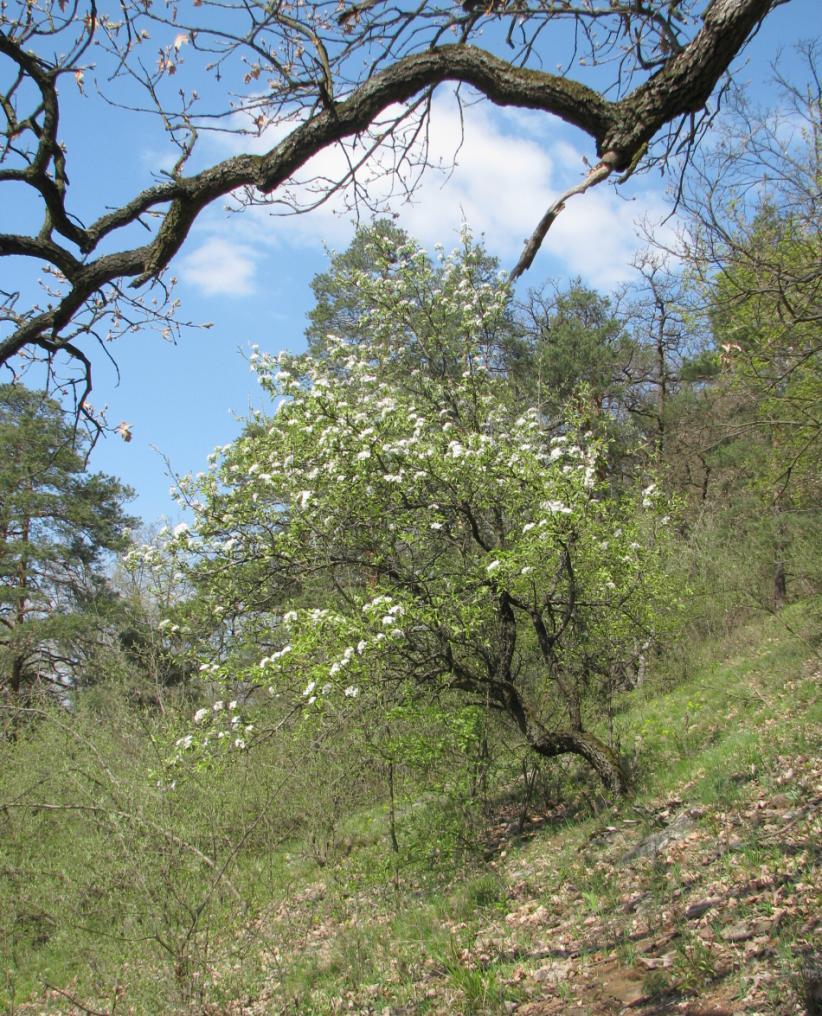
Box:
[364,595,392,611]
[542,500,572,515]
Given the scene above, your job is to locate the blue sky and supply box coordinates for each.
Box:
[4,0,817,528]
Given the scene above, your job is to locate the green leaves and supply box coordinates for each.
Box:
[169,233,677,791]
[0,385,135,702]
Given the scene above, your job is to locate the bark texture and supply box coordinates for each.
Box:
[529,729,629,796]
[0,0,781,377]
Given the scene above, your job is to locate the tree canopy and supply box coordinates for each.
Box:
[657,54,821,603]
[0,384,134,715]
[154,235,677,793]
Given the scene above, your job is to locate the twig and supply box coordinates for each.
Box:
[2,801,245,906]
[43,983,109,1016]
[509,160,613,282]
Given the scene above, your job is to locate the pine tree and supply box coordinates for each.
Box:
[0,385,135,719]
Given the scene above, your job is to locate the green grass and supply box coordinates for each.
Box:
[2,603,819,1013]
[618,602,820,801]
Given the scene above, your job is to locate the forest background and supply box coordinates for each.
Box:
[0,0,819,1013]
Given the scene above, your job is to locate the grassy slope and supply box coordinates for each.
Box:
[228,605,821,1016]
[11,605,821,1015]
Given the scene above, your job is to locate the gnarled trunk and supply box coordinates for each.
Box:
[495,595,629,796]
[528,728,628,796]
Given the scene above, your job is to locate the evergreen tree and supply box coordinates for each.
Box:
[523,282,636,419]
[305,222,531,387]
[0,385,135,717]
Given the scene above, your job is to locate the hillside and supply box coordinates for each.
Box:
[210,608,820,1016]
[9,606,820,1016]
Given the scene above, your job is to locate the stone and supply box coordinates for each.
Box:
[622,811,696,862]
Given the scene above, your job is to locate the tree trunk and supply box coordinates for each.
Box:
[771,496,788,608]
[773,555,787,607]
[528,729,629,796]
[10,654,23,699]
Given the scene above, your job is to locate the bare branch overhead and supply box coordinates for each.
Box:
[0,0,782,395]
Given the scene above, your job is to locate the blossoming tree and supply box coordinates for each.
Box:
[171,238,675,794]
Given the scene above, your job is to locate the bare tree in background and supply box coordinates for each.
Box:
[0,0,787,410]
[665,41,820,361]
[647,44,820,604]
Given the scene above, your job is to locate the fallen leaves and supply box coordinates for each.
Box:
[162,752,820,1016]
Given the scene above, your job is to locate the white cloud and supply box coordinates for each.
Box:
[192,91,676,289]
[548,187,674,289]
[398,101,557,253]
[178,237,257,296]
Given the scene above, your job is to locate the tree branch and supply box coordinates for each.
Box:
[0,0,782,379]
